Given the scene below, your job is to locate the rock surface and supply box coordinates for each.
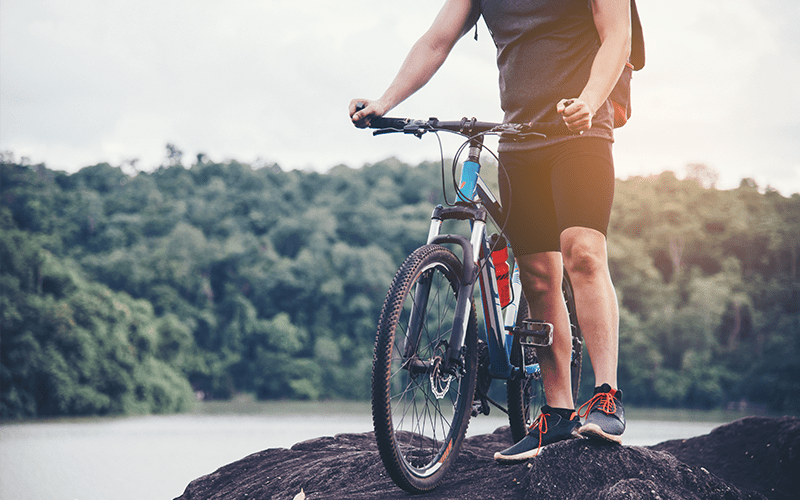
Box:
[175,416,799,500]
[651,416,799,500]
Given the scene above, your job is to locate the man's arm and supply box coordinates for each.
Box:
[560,0,632,132]
[350,0,476,124]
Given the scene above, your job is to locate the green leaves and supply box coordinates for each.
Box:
[2,157,798,416]
[0,224,194,418]
[610,173,800,411]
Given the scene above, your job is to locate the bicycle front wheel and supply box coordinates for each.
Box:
[506,270,583,443]
[372,244,478,494]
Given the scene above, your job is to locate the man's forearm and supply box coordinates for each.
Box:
[580,33,631,114]
[377,36,452,113]
[582,0,632,114]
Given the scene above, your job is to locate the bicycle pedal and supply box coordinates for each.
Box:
[507,320,553,347]
[471,398,490,417]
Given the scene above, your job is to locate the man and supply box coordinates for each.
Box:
[350,0,630,461]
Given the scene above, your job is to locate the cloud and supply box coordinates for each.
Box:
[1,0,798,195]
[613,0,800,192]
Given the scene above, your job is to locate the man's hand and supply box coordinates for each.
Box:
[557,98,593,134]
[349,99,388,128]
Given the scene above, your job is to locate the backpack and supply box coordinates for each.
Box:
[611,0,646,127]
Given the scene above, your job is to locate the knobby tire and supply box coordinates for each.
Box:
[372,244,478,494]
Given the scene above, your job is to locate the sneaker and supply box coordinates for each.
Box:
[577,383,625,444]
[494,406,581,463]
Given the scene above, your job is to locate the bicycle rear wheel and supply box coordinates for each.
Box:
[372,244,478,494]
[506,270,583,443]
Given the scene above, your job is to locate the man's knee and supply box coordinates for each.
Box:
[517,255,562,297]
[562,230,608,278]
[564,245,604,278]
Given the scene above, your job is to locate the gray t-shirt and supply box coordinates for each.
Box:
[468,0,614,150]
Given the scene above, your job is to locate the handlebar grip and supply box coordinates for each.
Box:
[521,120,574,138]
[352,102,371,129]
[369,116,411,130]
[353,103,411,131]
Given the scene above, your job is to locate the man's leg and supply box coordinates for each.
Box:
[560,227,618,389]
[560,226,625,443]
[494,250,582,462]
[515,251,575,409]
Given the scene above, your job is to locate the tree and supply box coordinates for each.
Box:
[3,156,799,416]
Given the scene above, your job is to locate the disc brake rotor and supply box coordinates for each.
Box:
[430,356,452,399]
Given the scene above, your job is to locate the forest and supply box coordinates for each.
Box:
[1,150,798,418]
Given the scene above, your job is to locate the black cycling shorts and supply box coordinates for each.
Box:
[497,137,615,256]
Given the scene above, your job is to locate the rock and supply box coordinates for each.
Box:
[175,417,798,500]
[651,416,800,500]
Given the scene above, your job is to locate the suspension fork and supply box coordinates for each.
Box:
[408,205,487,377]
[402,215,479,367]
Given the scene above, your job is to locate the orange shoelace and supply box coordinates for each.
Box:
[578,391,617,418]
[528,412,550,457]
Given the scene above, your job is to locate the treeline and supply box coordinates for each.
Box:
[609,173,799,410]
[1,153,798,418]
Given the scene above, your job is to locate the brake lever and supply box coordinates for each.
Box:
[405,123,429,139]
[373,128,401,136]
[371,122,428,137]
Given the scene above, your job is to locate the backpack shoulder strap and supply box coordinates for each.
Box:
[630,0,645,70]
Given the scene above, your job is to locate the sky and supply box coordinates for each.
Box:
[1,0,799,195]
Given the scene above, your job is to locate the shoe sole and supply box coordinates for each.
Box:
[578,423,623,444]
[493,430,582,463]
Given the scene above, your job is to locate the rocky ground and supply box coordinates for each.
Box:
[175,416,798,500]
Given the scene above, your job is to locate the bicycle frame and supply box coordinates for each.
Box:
[421,139,523,382]
[358,111,562,393]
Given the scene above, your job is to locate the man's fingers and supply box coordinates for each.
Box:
[557,98,577,115]
[349,100,368,119]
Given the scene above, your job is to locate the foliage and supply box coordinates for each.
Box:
[1,155,798,417]
[0,220,194,418]
[608,172,800,412]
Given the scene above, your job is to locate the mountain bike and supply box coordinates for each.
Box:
[355,112,583,493]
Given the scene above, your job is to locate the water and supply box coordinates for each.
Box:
[0,400,760,500]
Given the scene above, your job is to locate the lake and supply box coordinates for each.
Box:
[0,398,765,500]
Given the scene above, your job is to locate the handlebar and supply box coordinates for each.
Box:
[355,114,574,140]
